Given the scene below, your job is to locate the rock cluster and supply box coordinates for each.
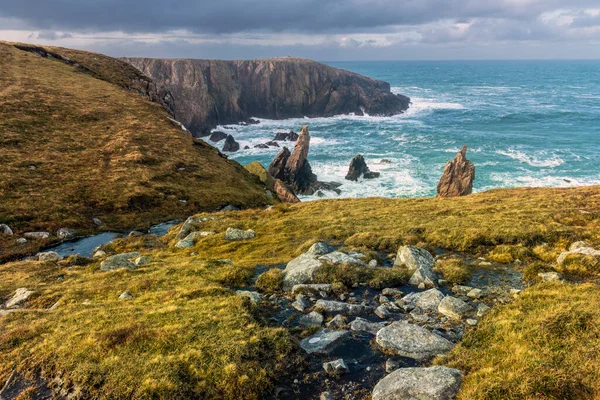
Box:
[345,155,380,181]
[437,146,475,198]
[273,130,299,142]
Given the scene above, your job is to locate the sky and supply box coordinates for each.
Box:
[1,1,600,60]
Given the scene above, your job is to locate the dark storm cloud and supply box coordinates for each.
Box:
[0,0,597,34]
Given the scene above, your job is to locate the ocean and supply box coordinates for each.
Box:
[212,60,600,199]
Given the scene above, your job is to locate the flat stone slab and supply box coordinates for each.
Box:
[314,300,372,316]
[376,321,454,361]
[350,317,387,335]
[300,329,350,355]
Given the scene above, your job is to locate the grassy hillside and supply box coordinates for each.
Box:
[0,42,271,261]
[1,186,599,398]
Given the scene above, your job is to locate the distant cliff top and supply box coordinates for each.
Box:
[123,57,410,136]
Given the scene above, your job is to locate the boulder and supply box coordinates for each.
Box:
[437,146,475,198]
[224,228,256,241]
[4,288,34,309]
[36,251,62,262]
[375,302,402,319]
[23,232,50,240]
[350,317,387,335]
[274,179,300,203]
[394,246,438,288]
[437,296,476,320]
[372,366,462,400]
[401,288,445,312]
[235,290,264,304]
[0,224,13,235]
[376,322,454,360]
[300,329,350,355]
[119,291,133,300]
[323,359,349,376]
[345,154,380,181]
[308,242,336,255]
[175,231,215,248]
[299,311,324,327]
[209,131,228,142]
[99,252,140,271]
[283,253,324,288]
[557,243,600,266]
[56,228,77,240]
[274,130,299,142]
[314,300,371,316]
[222,134,240,152]
[15,238,27,245]
[318,251,366,266]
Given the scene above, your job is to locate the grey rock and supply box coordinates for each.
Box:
[175,231,215,248]
[0,224,13,235]
[379,295,391,304]
[350,317,386,335]
[372,366,462,400]
[23,232,50,240]
[235,290,264,304]
[221,204,240,212]
[283,253,324,288]
[224,227,256,241]
[323,358,349,375]
[56,228,77,240]
[99,252,140,271]
[119,291,133,300]
[375,303,401,319]
[299,311,324,327]
[376,322,454,360]
[36,251,62,262]
[401,288,445,312]
[134,256,152,266]
[466,318,478,326]
[476,303,491,318]
[315,300,371,316]
[326,314,348,329]
[394,245,435,271]
[4,288,34,309]
[452,285,473,296]
[15,238,27,244]
[93,217,104,226]
[318,251,366,266]
[557,243,600,265]
[382,288,404,298]
[308,242,335,255]
[438,296,476,320]
[385,358,400,373]
[300,329,350,355]
[93,250,107,258]
[466,288,483,299]
[292,295,310,312]
[538,272,563,282]
[368,259,378,268]
[291,284,333,297]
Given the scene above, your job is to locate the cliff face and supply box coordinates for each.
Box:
[122,57,410,136]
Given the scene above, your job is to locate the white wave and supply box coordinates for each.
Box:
[496,149,564,168]
[487,172,600,190]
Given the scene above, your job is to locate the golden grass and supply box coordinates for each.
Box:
[435,258,472,284]
[438,282,600,399]
[0,42,270,261]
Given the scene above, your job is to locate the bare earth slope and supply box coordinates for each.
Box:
[0,42,271,260]
[123,57,411,135]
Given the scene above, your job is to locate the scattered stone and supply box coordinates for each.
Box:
[376,322,454,360]
[93,218,104,226]
[375,303,401,319]
[466,318,478,326]
[350,317,386,335]
[273,130,299,142]
[345,154,380,181]
[209,131,228,142]
[300,329,350,355]
[319,251,366,266]
[394,246,438,288]
[93,250,107,258]
[308,242,335,255]
[299,311,324,327]
[327,314,348,329]
[382,288,404,298]
[323,359,349,375]
[235,290,264,304]
[452,285,473,296]
[23,232,50,240]
[538,272,564,282]
[386,358,400,373]
[476,303,491,318]
[291,284,333,297]
[56,228,77,240]
[292,295,311,312]
[437,145,475,198]
[36,251,62,262]
[4,288,34,309]
[224,227,256,241]
[379,295,391,304]
[283,253,324,288]
[15,238,27,244]
[401,288,445,312]
[175,231,215,248]
[0,224,13,235]
[118,291,133,300]
[134,256,152,266]
[222,134,240,152]
[99,252,140,271]
[372,366,462,400]
[315,300,372,316]
[368,259,378,268]
[467,288,483,299]
[438,296,476,320]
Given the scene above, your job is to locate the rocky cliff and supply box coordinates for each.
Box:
[122,57,410,136]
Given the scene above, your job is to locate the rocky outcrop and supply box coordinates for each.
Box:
[376,321,454,360]
[268,147,291,180]
[273,130,299,142]
[222,134,240,152]
[123,57,410,136]
[345,155,380,181]
[437,146,475,198]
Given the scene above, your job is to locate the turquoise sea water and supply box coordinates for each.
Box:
[214,60,600,199]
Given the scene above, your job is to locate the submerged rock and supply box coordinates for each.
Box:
[300,329,350,355]
[222,134,240,152]
[345,154,380,181]
[376,321,454,360]
[437,146,475,198]
[372,366,462,400]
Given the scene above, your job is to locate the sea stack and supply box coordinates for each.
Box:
[436,146,475,198]
[222,134,240,152]
[345,155,380,181]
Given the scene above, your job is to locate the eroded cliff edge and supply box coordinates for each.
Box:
[122,57,411,136]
